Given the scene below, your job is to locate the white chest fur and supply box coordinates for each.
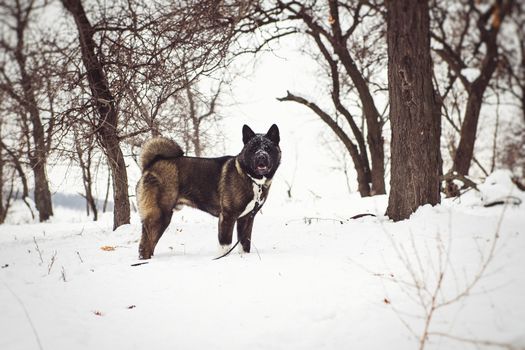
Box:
[239,177,268,218]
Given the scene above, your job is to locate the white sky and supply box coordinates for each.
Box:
[218,40,356,200]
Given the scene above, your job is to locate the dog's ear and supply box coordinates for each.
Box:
[242,125,256,144]
[265,124,280,145]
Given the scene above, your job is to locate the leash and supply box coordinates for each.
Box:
[214,178,265,260]
[213,241,240,260]
[349,213,376,219]
[213,202,262,260]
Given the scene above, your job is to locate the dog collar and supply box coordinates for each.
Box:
[248,174,269,187]
[239,174,270,219]
[235,159,272,188]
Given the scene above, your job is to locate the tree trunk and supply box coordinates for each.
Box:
[75,134,98,221]
[277,92,371,196]
[452,56,497,175]
[13,19,53,222]
[0,140,35,219]
[336,49,386,195]
[192,123,202,157]
[451,20,502,175]
[0,145,4,223]
[104,137,129,228]
[386,0,441,221]
[27,111,53,222]
[30,155,53,222]
[450,0,512,175]
[0,163,13,224]
[452,89,484,175]
[62,0,130,229]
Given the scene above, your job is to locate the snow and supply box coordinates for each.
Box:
[1,173,525,350]
[461,68,481,83]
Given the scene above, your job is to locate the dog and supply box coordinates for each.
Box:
[136,124,281,259]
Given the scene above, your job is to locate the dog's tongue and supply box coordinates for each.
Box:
[255,164,269,175]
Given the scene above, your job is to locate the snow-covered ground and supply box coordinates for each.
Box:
[1,171,525,350]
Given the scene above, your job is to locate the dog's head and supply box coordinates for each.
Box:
[238,124,281,179]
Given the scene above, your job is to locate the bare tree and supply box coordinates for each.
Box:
[240,0,387,196]
[0,132,34,219]
[386,0,441,221]
[58,0,250,228]
[61,0,132,230]
[73,126,98,221]
[0,0,54,221]
[0,120,16,223]
[178,77,225,157]
[504,1,525,122]
[432,0,515,176]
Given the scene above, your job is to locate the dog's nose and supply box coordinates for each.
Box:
[255,152,268,164]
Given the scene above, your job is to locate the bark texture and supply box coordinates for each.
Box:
[386,0,441,221]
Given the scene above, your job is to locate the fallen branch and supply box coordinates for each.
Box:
[441,171,479,197]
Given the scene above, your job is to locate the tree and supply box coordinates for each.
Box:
[0,0,54,222]
[386,0,441,221]
[0,125,34,219]
[241,0,387,196]
[60,0,248,228]
[61,0,131,230]
[0,120,15,223]
[181,79,223,157]
[502,0,525,123]
[432,0,514,175]
[73,125,98,221]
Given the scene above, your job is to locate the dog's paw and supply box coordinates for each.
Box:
[138,246,152,260]
[218,244,231,255]
[238,244,250,255]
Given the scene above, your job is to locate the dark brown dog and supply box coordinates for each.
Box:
[136,124,281,259]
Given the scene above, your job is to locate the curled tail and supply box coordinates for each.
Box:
[140,137,184,171]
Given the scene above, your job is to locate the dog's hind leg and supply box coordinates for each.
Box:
[137,173,175,259]
[236,215,254,253]
[139,207,173,259]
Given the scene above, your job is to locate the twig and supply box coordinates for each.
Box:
[419,271,444,350]
[47,251,57,275]
[378,195,511,349]
[33,237,44,265]
[441,171,479,198]
[61,266,67,282]
[436,203,509,310]
[286,217,346,225]
[76,251,84,263]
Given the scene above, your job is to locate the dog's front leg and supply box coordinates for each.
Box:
[236,215,254,253]
[218,212,235,249]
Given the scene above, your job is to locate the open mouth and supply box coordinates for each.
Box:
[255,163,270,174]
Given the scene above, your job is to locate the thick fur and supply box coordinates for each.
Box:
[139,137,184,170]
[136,124,281,259]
